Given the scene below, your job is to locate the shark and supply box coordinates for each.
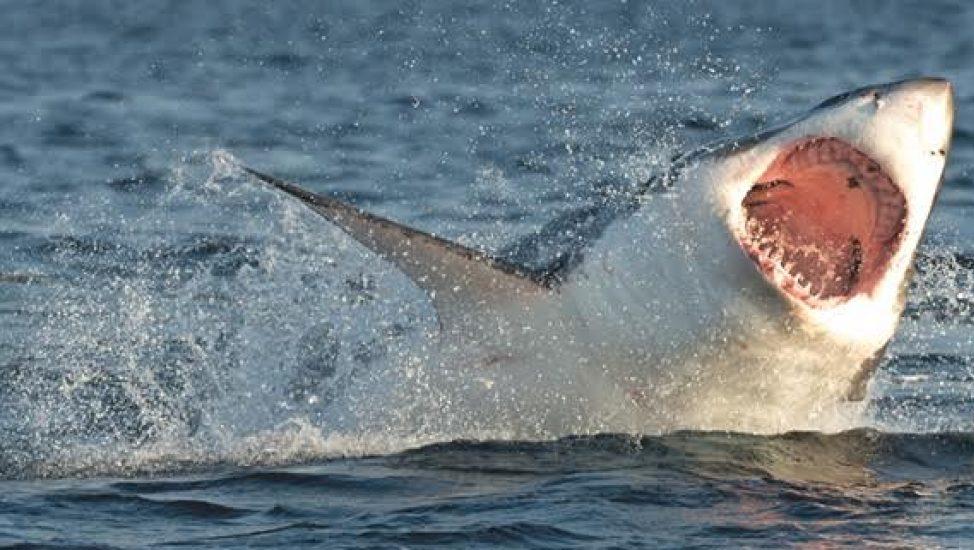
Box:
[237,77,954,433]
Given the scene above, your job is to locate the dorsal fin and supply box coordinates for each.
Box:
[240,166,551,329]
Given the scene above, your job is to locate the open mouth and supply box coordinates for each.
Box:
[740,137,906,307]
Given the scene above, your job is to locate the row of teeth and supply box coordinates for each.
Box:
[742,222,841,304]
[784,138,859,168]
[783,137,880,175]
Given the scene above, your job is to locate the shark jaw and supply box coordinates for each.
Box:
[740,136,906,308]
[713,78,954,353]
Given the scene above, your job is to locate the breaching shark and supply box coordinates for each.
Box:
[237,77,954,433]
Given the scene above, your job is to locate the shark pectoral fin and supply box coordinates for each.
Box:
[240,165,551,329]
[845,343,888,401]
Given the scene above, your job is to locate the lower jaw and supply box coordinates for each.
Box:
[739,237,842,309]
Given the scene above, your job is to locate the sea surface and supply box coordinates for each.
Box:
[2,1,974,547]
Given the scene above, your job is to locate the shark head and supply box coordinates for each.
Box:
[685,78,953,359]
[594,77,957,427]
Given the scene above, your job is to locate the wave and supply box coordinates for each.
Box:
[7,426,974,487]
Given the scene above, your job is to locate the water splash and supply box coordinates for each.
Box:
[0,150,440,479]
[864,243,974,433]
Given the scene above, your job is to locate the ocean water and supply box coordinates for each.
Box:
[1,0,974,547]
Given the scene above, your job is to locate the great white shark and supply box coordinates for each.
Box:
[237,77,954,433]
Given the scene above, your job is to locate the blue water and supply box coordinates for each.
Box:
[2,0,974,547]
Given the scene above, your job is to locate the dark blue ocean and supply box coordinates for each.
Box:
[2,1,974,547]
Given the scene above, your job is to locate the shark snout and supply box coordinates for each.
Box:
[885,77,954,155]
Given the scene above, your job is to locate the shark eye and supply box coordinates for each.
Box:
[860,89,882,104]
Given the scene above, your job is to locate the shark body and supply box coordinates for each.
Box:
[241,78,954,432]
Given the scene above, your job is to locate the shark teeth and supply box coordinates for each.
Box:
[746,238,854,305]
[740,224,842,307]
